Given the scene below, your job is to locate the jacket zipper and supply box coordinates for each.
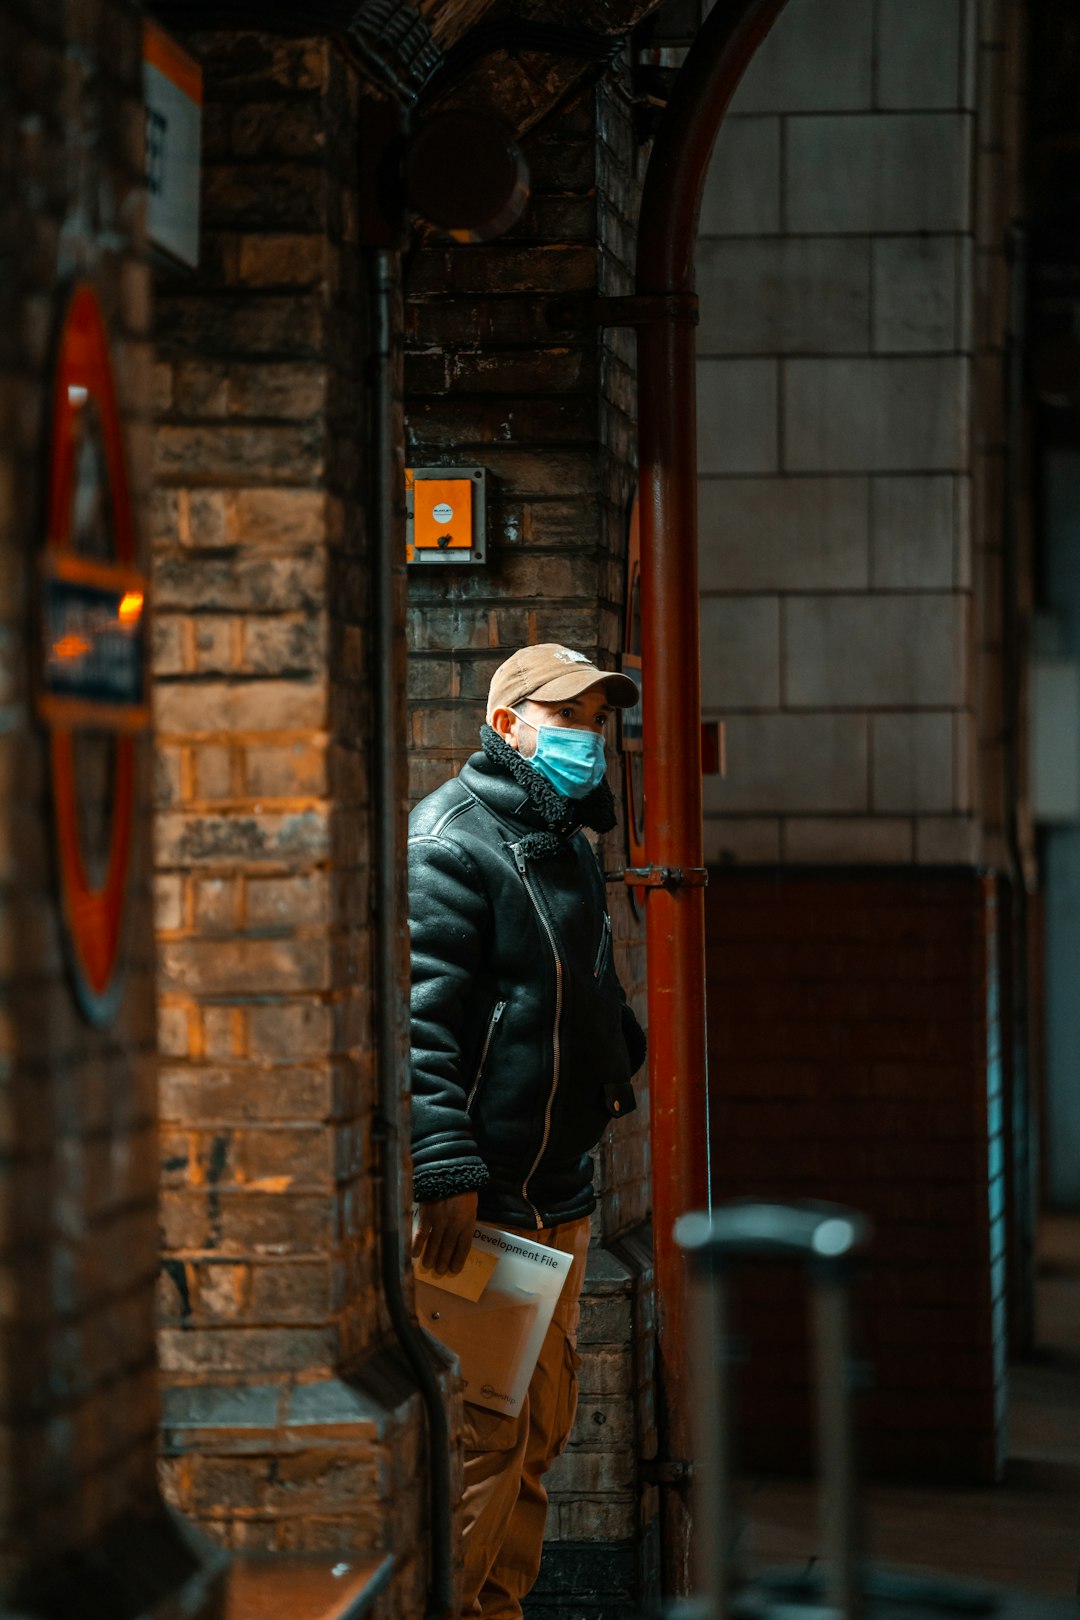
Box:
[511,841,562,1229]
[465,999,507,1113]
[593,912,612,978]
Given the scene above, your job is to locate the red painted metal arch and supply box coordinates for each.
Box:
[634,0,790,1594]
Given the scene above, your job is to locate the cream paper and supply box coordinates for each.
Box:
[414,1223,573,1415]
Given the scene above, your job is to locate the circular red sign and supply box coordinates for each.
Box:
[42,284,146,1026]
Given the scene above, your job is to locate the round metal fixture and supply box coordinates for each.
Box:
[404,110,529,242]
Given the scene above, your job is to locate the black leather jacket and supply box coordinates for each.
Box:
[408,731,647,1230]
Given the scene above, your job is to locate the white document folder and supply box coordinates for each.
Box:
[415,1223,574,1415]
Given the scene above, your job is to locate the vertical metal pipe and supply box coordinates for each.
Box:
[812,1270,861,1620]
[692,1260,734,1619]
[634,0,789,1592]
[371,248,456,1620]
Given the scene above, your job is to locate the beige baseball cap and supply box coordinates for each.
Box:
[486,643,639,721]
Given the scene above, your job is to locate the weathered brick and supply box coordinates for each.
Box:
[195,34,326,94]
[230,1125,332,1185]
[201,1006,239,1061]
[155,553,327,613]
[248,1259,332,1320]
[243,742,328,798]
[266,1450,378,1512]
[568,1396,634,1451]
[446,347,597,395]
[173,360,230,416]
[201,163,329,232]
[224,488,329,546]
[243,615,326,675]
[159,1065,333,1124]
[577,1294,633,1345]
[557,1495,636,1541]
[406,396,598,448]
[230,362,328,420]
[156,679,326,737]
[160,938,331,996]
[192,878,236,934]
[229,233,327,289]
[154,293,327,360]
[246,873,330,928]
[196,1262,250,1320]
[247,1003,333,1060]
[154,874,184,933]
[546,1443,634,1493]
[158,1005,193,1058]
[189,490,230,547]
[192,618,236,674]
[194,747,233,801]
[215,1191,335,1255]
[155,809,331,867]
[155,422,325,484]
[154,616,188,675]
[230,99,326,159]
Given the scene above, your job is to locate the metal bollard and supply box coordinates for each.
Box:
[675,1200,872,1620]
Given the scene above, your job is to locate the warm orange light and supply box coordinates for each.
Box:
[52,634,92,662]
[118,590,144,625]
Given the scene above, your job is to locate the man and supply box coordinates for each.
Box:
[408,643,647,1620]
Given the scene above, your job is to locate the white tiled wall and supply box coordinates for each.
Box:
[697,0,1017,865]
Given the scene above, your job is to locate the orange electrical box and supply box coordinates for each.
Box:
[413,476,473,550]
[406,466,487,566]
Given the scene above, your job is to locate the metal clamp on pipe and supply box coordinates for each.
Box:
[604,866,709,890]
[639,1457,694,1486]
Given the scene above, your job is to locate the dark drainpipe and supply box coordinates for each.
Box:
[634,0,788,1593]
[371,248,456,1620]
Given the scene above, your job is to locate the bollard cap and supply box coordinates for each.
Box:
[675,1199,872,1271]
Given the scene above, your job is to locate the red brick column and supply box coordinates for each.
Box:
[151,32,424,1593]
[0,1,220,1610]
[705,868,1006,1483]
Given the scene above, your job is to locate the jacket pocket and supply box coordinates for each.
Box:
[466,999,507,1113]
[593,913,612,978]
[603,1078,637,1120]
[548,1331,582,1464]
[462,1397,520,1452]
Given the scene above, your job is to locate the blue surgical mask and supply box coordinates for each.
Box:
[511,709,607,799]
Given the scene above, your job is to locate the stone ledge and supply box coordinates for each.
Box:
[162,1356,420,1450]
[160,1350,423,1551]
[223,1552,393,1620]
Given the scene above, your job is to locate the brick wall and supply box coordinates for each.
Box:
[706,869,1006,1482]
[0,0,220,1608]
[695,0,1023,869]
[151,31,424,1604]
[405,73,648,1246]
[405,67,656,1602]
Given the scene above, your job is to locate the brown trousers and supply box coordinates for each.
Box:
[459,1217,592,1619]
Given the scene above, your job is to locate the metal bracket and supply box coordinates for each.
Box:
[639,1457,694,1486]
[546,293,700,331]
[605,866,709,891]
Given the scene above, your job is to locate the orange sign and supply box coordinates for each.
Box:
[40,284,148,1026]
[413,476,473,549]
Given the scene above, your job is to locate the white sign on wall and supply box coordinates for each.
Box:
[144,20,202,270]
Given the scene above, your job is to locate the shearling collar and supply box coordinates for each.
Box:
[458,725,617,860]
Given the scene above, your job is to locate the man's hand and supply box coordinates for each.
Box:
[413,1191,479,1277]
